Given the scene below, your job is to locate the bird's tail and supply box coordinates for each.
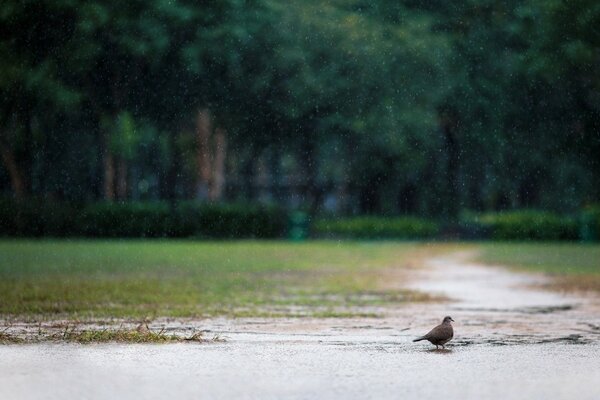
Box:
[413,337,425,342]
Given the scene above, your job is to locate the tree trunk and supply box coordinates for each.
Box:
[242,151,257,201]
[268,146,282,204]
[116,157,128,200]
[196,109,212,200]
[160,131,179,204]
[209,127,227,201]
[300,131,322,215]
[103,138,115,201]
[0,138,27,199]
[438,108,460,218]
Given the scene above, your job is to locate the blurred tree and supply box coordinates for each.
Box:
[0,1,81,199]
[0,0,597,216]
[520,0,600,206]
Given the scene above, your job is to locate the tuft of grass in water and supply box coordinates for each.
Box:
[56,329,181,343]
[0,240,448,319]
[0,326,213,344]
[0,330,24,344]
[476,243,600,291]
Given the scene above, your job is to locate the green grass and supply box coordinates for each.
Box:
[52,328,183,343]
[0,240,441,319]
[476,243,600,291]
[0,327,214,344]
[4,240,596,321]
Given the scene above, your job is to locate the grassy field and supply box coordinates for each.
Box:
[0,240,445,320]
[2,241,598,323]
[476,243,600,291]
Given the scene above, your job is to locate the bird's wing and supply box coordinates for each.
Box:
[425,324,452,340]
[423,324,443,339]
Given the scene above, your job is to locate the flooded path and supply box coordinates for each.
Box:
[406,252,600,345]
[2,252,600,399]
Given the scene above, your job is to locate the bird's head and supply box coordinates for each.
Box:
[443,316,454,324]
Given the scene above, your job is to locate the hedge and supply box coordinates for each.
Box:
[173,202,287,238]
[78,202,172,237]
[313,216,439,239]
[579,205,600,241]
[0,197,77,237]
[460,210,579,241]
[0,196,597,241]
[0,198,286,238]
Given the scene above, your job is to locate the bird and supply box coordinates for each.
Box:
[413,316,454,349]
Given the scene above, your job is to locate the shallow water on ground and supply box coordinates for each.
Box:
[1,341,599,400]
[2,252,600,399]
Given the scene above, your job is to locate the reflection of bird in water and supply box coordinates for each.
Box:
[413,316,454,349]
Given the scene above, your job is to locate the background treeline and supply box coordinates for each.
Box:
[1,1,598,232]
[1,199,599,240]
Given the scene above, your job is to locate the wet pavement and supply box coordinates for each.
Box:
[2,252,600,399]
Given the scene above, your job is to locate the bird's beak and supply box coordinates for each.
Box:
[450,318,455,322]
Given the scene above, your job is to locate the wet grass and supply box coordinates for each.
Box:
[0,240,445,320]
[0,331,24,344]
[0,326,212,344]
[477,243,600,291]
[57,328,181,343]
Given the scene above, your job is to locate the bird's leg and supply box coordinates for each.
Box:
[435,345,439,350]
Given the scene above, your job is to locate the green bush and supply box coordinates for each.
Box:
[79,202,286,238]
[461,210,578,240]
[78,202,172,237]
[579,205,600,241]
[313,216,439,239]
[174,202,287,238]
[0,197,26,235]
[2,197,593,241]
[0,198,287,238]
[0,197,77,237]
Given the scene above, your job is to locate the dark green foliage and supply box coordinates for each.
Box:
[579,205,600,242]
[0,199,286,238]
[0,0,598,217]
[0,197,77,237]
[79,202,172,237]
[314,216,439,239]
[173,202,287,238]
[461,211,579,241]
[2,197,597,241]
[80,202,287,238]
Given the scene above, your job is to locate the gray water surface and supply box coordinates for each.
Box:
[1,341,599,400]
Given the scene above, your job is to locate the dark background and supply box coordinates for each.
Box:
[0,0,598,238]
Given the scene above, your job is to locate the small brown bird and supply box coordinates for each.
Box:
[413,316,454,349]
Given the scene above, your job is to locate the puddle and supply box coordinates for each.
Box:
[451,304,575,314]
[1,341,599,400]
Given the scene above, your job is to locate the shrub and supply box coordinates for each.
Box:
[579,205,600,241]
[0,197,77,237]
[174,202,287,238]
[313,216,439,239]
[78,202,172,237]
[0,198,288,239]
[0,197,24,236]
[461,210,578,241]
